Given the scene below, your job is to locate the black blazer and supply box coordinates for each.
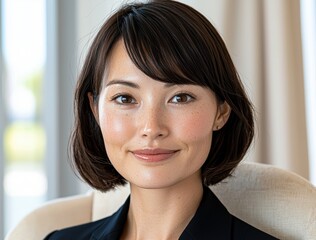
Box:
[45,187,278,239]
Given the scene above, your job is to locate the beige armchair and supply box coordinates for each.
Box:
[5,162,316,240]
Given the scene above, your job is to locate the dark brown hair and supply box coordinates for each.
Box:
[70,0,254,191]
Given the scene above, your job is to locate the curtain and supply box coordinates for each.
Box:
[190,0,309,179]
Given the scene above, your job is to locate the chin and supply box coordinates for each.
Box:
[128,175,187,191]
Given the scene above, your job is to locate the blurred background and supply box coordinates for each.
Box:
[0,0,315,238]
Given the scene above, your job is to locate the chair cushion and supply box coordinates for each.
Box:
[211,162,316,239]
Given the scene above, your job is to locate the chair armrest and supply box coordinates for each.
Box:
[5,192,93,240]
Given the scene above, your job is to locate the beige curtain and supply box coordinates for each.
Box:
[189,0,309,179]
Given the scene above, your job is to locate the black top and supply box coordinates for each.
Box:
[45,187,278,239]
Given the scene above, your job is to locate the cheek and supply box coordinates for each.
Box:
[178,109,216,169]
[176,110,215,142]
[98,109,134,145]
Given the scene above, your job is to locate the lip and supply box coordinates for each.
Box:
[131,148,179,162]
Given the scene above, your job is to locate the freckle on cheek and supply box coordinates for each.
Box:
[182,113,213,140]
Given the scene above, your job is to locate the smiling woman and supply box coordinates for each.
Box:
[44,1,277,239]
[88,39,228,191]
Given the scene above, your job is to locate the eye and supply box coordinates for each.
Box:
[112,94,137,104]
[169,93,195,104]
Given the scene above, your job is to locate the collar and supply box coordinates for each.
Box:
[179,186,232,239]
[91,196,130,239]
[92,187,232,240]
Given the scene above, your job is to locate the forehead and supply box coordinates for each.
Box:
[104,39,148,82]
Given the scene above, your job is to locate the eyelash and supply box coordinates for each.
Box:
[111,94,137,105]
[169,93,195,104]
[110,92,196,105]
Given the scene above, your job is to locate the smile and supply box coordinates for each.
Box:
[131,149,179,162]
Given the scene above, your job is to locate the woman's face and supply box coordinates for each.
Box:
[90,40,230,190]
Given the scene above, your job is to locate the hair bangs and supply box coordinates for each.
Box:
[120,5,205,86]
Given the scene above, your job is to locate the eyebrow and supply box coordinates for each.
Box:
[105,79,178,89]
[105,80,140,88]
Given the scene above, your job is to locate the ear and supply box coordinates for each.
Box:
[213,101,231,131]
[88,92,99,124]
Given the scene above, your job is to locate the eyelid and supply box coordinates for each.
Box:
[169,92,196,104]
[110,93,137,104]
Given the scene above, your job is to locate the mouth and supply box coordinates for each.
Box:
[131,148,179,162]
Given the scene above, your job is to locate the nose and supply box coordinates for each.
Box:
[139,104,169,140]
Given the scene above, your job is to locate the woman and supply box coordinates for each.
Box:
[45,0,277,239]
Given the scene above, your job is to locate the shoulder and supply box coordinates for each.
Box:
[185,187,278,240]
[231,216,278,239]
[43,218,108,240]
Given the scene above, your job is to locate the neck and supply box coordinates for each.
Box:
[121,175,204,240]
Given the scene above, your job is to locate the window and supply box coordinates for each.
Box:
[0,1,102,237]
[301,0,316,185]
[1,0,47,235]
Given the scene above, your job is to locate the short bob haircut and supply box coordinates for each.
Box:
[71,0,254,192]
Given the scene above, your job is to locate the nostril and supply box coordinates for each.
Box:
[141,131,165,139]
[139,115,168,139]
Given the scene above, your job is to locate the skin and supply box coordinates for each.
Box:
[89,39,231,240]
